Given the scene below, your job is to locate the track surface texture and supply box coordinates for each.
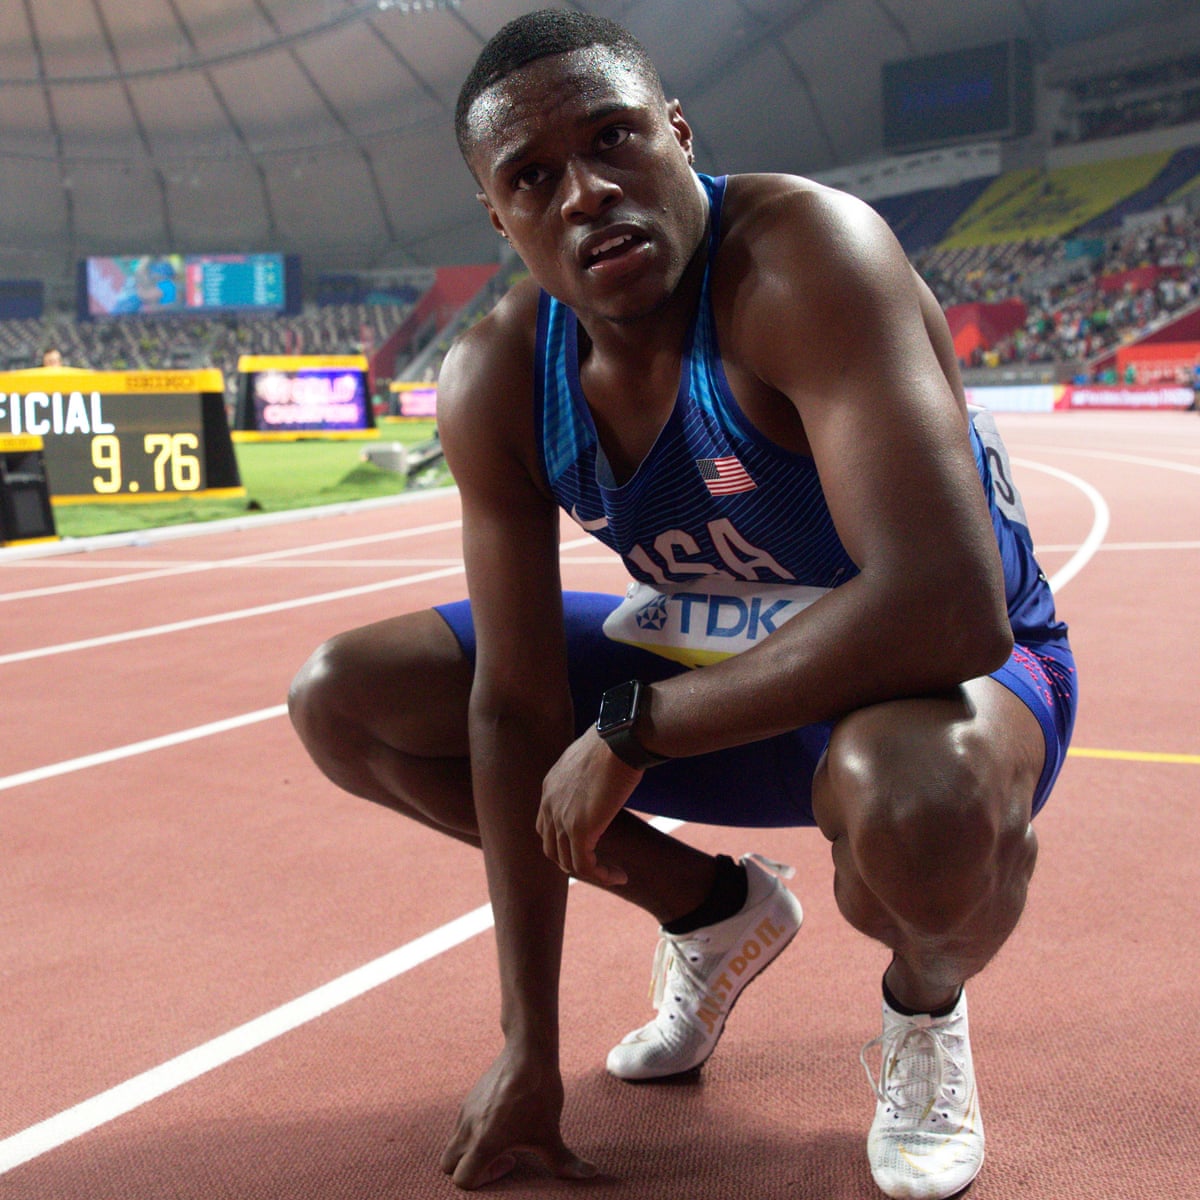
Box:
[2,411,1197,1199]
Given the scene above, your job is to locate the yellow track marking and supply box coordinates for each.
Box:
[1068,747,1200,765]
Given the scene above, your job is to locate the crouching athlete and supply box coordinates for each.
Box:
[289,11,1078,1198]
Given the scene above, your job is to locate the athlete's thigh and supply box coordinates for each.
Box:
[439,591,832,828]
[318,605,475,757]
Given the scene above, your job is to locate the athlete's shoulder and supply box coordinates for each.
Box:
[437,275,541,426]
[434,274,555,505]
[719,171,906,275]
[711,172,933,401]
[441,276,540,391]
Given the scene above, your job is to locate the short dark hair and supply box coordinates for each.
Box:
[454,8,662,160]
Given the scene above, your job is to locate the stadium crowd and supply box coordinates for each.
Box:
[0,300,415,377]
[915,206,1200,371]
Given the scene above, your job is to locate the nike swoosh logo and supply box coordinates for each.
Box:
[570,504,609,531]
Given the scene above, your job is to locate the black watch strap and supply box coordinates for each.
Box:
[596,679,670,770]
[604,722,671,770]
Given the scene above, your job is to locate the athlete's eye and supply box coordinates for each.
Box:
[597,126,631,150]
[513,165,550,191]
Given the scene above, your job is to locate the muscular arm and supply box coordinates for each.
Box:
[640,179,1013,754]
[436,287,592,1185]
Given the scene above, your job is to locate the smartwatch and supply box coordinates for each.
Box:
[596,679,670,770]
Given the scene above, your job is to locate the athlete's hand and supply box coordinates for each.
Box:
[537,727,643,886]
[441,1044,596,1189]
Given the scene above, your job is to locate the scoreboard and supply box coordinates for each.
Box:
[0,368,243,502]
[79,252,298,319]
[185,254,283,311]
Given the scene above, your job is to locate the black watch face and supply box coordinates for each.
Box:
[597,679,639,734]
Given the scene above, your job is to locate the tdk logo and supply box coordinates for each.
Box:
[605,579,830,667]
[635,590,794,640]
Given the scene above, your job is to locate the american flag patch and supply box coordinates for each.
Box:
[696,455,756,496]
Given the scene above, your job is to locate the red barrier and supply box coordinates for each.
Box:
[1116,341,1200,386]
[946,299,1027,359]
[1096,264,1184,294]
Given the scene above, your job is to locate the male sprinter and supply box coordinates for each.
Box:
[289,11,1077,1197]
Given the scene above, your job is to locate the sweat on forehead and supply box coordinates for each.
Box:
[464,49,657,154]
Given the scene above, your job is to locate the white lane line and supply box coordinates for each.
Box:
[1021,446,1200,476]
[1,557,469,571]
[0,815,684,1176]
[0,903,496,1174]
[0,565,468,666]
[1013,458,1109,593]
[0,489,462,565]
[0,705,288,793]
[1,559,206,569]
[0,536,606,665]
[0,521,464,603]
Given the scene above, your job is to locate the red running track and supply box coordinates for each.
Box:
[1,411,1198,1199]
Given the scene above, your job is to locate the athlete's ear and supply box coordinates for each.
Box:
[667,100,696,165]
[476,191,509,242]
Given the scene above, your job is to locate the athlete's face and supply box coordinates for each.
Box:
[464,48,707,323]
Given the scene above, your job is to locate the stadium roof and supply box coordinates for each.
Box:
[1,0,1196,296]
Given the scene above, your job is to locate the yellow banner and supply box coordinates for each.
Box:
[941,153,1171,248]
[237,355,368,372]
[0,367,225,393]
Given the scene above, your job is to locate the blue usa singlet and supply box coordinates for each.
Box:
[434,172,1075,823]
[533,173,1067,668]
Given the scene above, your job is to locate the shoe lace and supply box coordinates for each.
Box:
[860,1021,961,1122]
[647,935,708,1011]
[646,853,796,1012]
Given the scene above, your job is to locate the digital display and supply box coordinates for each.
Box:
[251,370,367,432]
[84,253,286,317]
[389,382,438,417]
[883,41,1032,152]
[235,356,374,435]
[0,369,242,500]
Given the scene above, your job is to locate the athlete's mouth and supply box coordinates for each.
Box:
[578,226,649,269]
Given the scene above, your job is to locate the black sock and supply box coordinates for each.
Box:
[882,975,962,1020]
[662,855,749,935]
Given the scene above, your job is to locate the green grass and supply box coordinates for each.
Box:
[51,419,451,539]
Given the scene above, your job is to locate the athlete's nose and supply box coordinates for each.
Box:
[560,157,622,224]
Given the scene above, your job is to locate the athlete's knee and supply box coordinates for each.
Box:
[290,610,473,767]
[819,708,1032,932]
[288,630,362,745]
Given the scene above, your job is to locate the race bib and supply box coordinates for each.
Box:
[970,406,1030,529]
[602,578,829,668]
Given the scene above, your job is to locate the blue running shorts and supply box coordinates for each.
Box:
[435,591,1077,827]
